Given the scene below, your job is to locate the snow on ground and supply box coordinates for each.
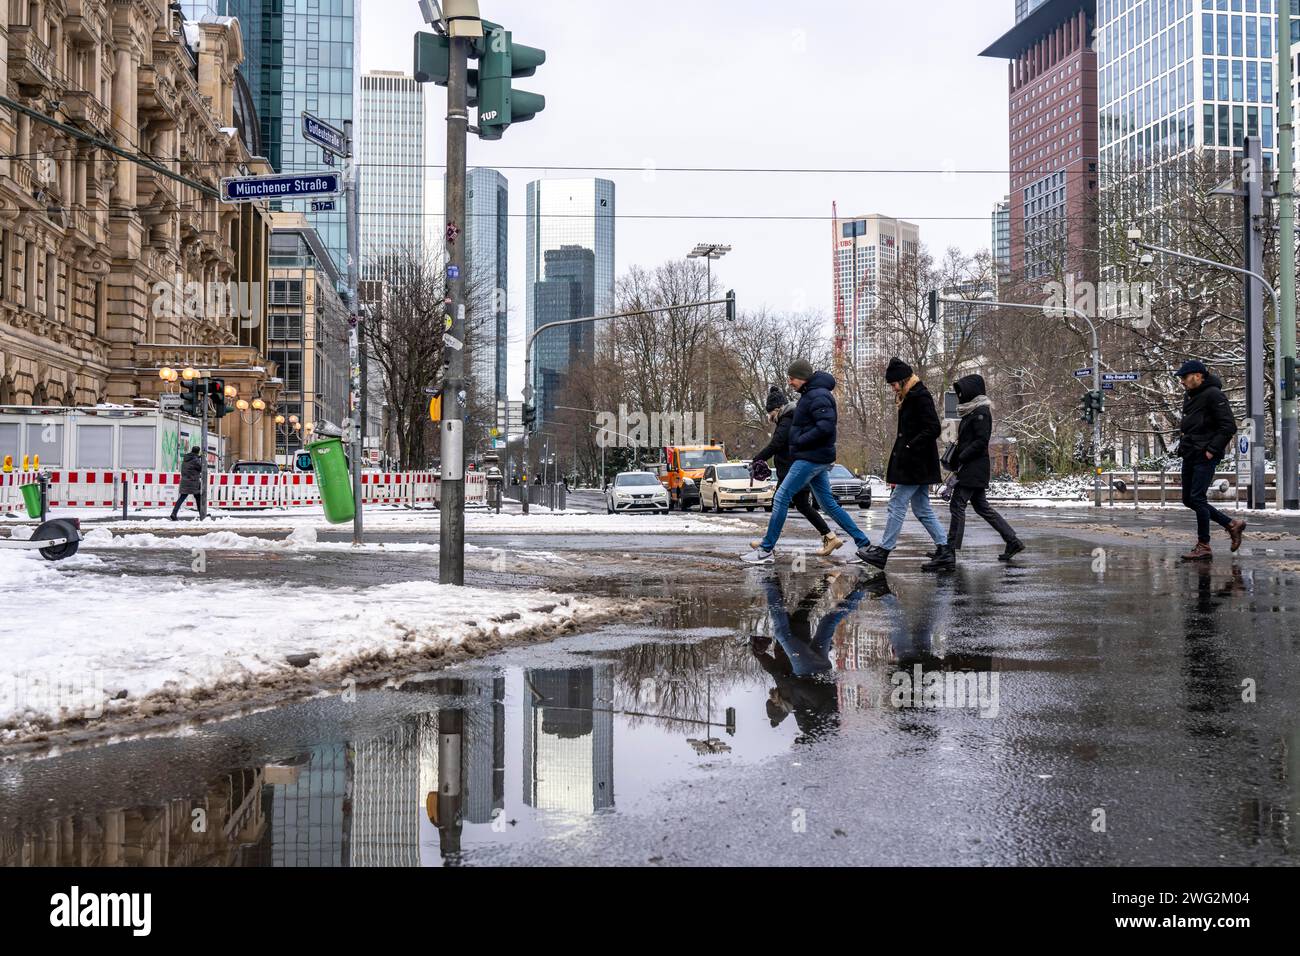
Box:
[0,547,625,739]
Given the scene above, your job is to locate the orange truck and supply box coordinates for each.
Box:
[657,444,727,510]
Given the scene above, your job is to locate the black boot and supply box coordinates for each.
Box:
[921,544,956,572]
[857,544,890,569]
[997,539,1025,562]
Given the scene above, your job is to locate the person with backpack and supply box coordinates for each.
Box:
[928,373,1023,570]
[1174,360,1245,561]
[750,384,843,557]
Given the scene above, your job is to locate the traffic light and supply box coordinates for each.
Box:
[475,22,545,140]
[928,290,939,325]
[522,401,537,432]
[725,289,736,322]
[413,32,480,105]
[181,378,205,417]
[208,379,231,419]
[1079,389,1104,424]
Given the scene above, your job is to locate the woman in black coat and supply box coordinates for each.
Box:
[751,385,840,555]
[935,374,1022,567]
[170,446,205,520]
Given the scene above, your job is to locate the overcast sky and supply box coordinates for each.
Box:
[358,0,1013,395]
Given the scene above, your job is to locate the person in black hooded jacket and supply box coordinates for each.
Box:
[932,374,1023,568]
[1174,360,1245,560]
[751,385,839,555]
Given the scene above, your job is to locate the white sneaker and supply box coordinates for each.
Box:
[741,548,775,564]
[818,532,844,557]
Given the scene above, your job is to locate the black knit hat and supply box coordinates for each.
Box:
[787,358,815,381]
[765,385,787,413]
[884,357,913,383]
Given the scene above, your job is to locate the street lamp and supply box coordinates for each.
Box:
[687,242,732,442]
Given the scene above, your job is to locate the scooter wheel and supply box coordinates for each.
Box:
[33,519,80,561]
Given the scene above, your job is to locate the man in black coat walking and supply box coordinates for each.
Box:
[859,358,948,571]
[929,374,1023,569]
[751,385,841,556]
[170,446,205,520]
[1174,360,1245,560]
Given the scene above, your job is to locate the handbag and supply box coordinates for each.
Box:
[940,442,958,471]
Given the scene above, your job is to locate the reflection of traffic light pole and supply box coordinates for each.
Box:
[520,295,736,514]
[932,292,1104,507]
[431,706,464,862]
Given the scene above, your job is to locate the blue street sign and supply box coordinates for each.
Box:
[447,265,460,280]
[1103,372,1140,382]
[1102,382,1116,391]
[1073,367,1093,378]
[1238,435,1250,455]
[221,172,343,203]
[302,112,347,156]
[311,200,336,212]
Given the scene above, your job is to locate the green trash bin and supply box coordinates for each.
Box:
[307,437,356,525]
[19,481,42,520]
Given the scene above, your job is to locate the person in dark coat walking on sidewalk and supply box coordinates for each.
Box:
[170,446,205,520]
[1174,360,1245,560]
[929,374,1023,570]
[742,361,874,564]
[859,358,948,571]
[750,385,843,557]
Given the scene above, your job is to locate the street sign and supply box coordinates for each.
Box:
[221,172,342,203]
[443,333,463,351]
[323,151,335,167]
[447,265,460,280]
[1103,372,1140,382]
[302,112,347,156]
[1238,434,1251,456]
[311,200,336,212]
[1073,367,1093,378]
[1102,382,1116,391]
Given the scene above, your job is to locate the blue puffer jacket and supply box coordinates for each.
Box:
[788,370,838,465]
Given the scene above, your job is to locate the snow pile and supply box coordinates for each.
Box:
[0,548,624,738]
[988,475,1094,501]
[462,511,753,534]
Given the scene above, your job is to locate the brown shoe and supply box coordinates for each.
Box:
[1181,541,1213,561]
[1226,519,1246,553]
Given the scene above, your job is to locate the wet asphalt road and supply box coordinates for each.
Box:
[1,504,1298,866]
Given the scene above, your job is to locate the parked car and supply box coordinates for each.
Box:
[699,462,776,512]
[231,460,279,475]
[606,471,669,514]
[826,463,873,509]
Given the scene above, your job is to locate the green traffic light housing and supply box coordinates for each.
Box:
[414,32,480,105]
[725,289,736,322]
[476,22,545,140]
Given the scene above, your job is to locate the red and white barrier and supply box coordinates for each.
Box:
[47,470,120,508]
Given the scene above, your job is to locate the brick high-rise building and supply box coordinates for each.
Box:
[982,0,1099,283]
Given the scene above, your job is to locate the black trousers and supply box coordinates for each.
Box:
[1181,457,1232,543]
[171,492,203,519]
[776,468,831,537]
[948,485,1017,550]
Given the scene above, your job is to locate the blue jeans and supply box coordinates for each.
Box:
[760,460,870,551]
[880,484,947,551]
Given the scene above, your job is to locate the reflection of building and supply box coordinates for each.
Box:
[265,744,350,867]
[350,716,426,867]
[525,179,614,426]
[831,213,920,371]
[523,667,615,813]
[267,213,350,461]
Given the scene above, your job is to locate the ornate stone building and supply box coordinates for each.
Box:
[0,0,279,461]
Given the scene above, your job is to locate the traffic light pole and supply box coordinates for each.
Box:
[199,384,209,520]
[938,296,1103,507]
[345,121,364,544]
[439,33,470,584]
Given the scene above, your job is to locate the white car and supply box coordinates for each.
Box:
[699,462,776,512]
[606,471,669,513]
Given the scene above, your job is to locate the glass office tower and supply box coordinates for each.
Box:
[525,179,615,425]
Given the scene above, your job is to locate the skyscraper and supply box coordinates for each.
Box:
[982,1,1098,282]
[466,168,509,416]
[525,179,615,423]
[360,72,426,279]
[992,196,1012,285]
[831,213,920,371]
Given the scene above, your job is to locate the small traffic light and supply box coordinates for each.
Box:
[725,289,736,322]
[414,32,480,104]
[928,290,939,325]
[181,379,205,417]
[522,401,537,432]
[208,379,232,419]
[476,22,545,140]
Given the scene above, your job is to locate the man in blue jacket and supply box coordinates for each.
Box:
[742,360,874,564]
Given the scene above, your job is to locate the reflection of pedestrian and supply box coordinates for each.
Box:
[170,446,204,520]
[751,385,840,556]
[934,374,1022,569]
[1174,360,1245,561]
[751,572,870,742]
[861,359,947,570]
